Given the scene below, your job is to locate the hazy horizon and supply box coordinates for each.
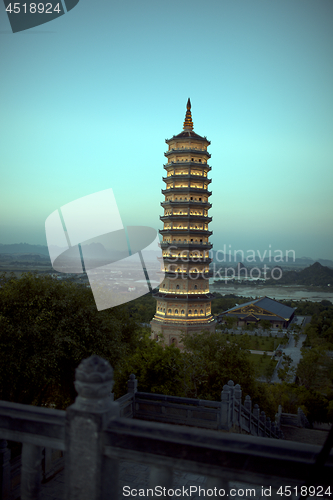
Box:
[0,240,332,264]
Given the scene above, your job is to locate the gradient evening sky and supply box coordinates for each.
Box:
[1,0,332,260]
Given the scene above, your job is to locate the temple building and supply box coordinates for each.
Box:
[150,99,216,347]
[218,296,295,329]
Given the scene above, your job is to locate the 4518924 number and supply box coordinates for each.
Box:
[5,3,61,14]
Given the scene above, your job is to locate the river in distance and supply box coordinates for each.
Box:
[209,282,333,302]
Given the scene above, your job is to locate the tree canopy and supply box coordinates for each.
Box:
[0,272,140,408]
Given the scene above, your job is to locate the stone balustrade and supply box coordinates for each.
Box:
[0,355,332,500]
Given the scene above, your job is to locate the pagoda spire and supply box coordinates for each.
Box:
[183,98,194,131]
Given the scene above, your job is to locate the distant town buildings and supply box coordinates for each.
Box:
[150,99,216,347]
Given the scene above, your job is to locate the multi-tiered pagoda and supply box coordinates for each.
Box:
[150,99,216,347]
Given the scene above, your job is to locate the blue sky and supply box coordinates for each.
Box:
[1,0,332,260]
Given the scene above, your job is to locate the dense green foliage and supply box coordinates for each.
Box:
[271,383,333,424]
[115,329,277,419]
[304,315,333,349]
[1,275,332,423]
[126,292,156,323]
[0,273,140,408]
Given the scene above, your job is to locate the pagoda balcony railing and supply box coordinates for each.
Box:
[164,162,212,171]
[154,292,215,301]
[2,357,330,500]
[162,188,212,196]
[160,215,213,223]
[163,175,212,184]
[164,148,211,158]
[161,200,212,208]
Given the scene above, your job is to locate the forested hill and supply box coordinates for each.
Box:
[275,262,333,286]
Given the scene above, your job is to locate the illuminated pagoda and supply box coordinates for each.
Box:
[151,99,216,347]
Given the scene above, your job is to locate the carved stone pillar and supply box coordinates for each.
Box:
[234,384,242,430]
[21,443,43,500]
[220,381,234,430]
[127,374,138,394]
[65,355,120,500]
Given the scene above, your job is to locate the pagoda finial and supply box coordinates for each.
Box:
[183,98,193,131]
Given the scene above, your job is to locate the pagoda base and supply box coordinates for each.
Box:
[150,318,216,349]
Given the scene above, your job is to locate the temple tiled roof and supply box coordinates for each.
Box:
[220,296,295,321]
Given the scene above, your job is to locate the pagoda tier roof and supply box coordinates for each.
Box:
[163,175,212,184]
[160,216,212,223]
[161,200,212,209]
[164,148,211,158]
[153,292,215,301]
[166,131,210,143]
[160,229,213,237]
[160,242,213,250]
[161,257,212,264]
[162,188,212,196]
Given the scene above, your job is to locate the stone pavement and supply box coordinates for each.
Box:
[39,460,274,500]
[271,333,307,383]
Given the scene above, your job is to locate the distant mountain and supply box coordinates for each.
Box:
[0,243,49,256]
[80,242,109,258]
[272,262,333,286]
[318,258,333,268]
[209,250,333,268]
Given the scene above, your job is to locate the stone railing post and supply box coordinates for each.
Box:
[0,439,11,500]
[234,384,242,430]
[266,417,271,437]
[21,443,43,500]
[275,404,282,433]
[253,404,260,436]
[244,395,252,433]
[127,373,138,418]
[127,374,138,393]
[260,411,266,437]
[220,381,234,430]
[297,407,302,427]
[65,355,120,500]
